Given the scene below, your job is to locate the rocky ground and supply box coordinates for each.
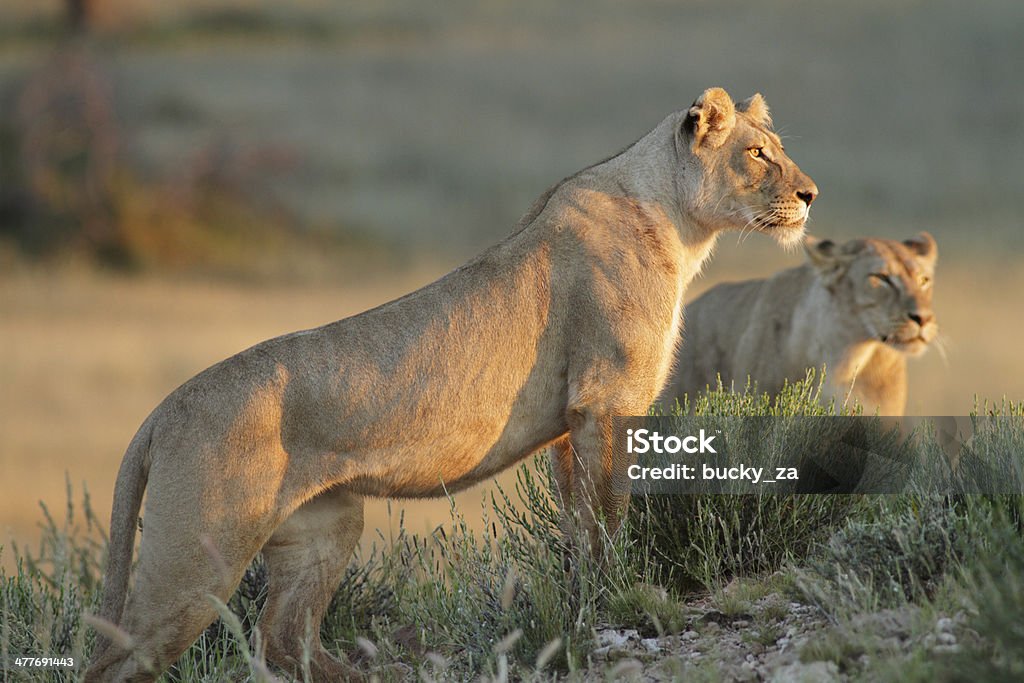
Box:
[586,592,970,682]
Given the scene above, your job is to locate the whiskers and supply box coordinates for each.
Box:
[734,207,778,245]
[774,128,801,143]
[931,331,951,367]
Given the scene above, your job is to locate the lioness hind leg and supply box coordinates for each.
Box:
[259,487,365,682]
[85,516,270,683]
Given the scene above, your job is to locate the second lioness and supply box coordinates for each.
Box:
[666,234,938,415]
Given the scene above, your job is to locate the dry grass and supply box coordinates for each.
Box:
[3,252,1022,571]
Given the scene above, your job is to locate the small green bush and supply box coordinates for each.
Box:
[635,373,876,590]
[947,506,1024,680]
[794,496,962,614]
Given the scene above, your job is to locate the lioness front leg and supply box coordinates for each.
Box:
[566,406,635,557]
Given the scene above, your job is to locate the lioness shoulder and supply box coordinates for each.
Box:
[666,233,938,415]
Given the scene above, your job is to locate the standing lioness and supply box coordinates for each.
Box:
[86,87,817,682]
[666,233,938,415]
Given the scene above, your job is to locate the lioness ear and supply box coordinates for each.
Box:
[803,235,836,264]
[738,93,772,129]
[804,235,841,274]
[682,87,736,150]
[903,231,938,264]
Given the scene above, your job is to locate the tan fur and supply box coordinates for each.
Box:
[85,87,817,682]
[666,233,938,415]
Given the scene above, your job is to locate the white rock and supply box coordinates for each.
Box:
[769,661,841,683]
[594,629,637,649]
[641,638,661,653]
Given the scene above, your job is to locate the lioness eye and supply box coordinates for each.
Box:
[919,276,931,287]
[749,147,763,159]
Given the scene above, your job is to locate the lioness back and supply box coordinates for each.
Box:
[666,233,938,415]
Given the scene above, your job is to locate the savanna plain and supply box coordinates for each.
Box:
[2,0,1024,680]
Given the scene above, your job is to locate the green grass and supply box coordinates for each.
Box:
[2,385,1023,680]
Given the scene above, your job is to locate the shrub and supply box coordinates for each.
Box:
[635,373,876,590]
[793,496,962,614]
[951,516,1024,680]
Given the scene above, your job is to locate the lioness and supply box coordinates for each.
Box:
[86,87,816,682]
[665,233,938,415]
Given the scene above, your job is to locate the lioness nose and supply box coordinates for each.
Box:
[796,186,818,207]
[908,312,933,327]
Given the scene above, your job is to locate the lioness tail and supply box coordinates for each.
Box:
[91,415,154,654]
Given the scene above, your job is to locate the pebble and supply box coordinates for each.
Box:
[641,638,661,653]
[769,661,841,683]
[595,629,638,648]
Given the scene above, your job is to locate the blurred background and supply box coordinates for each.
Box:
[2,0,1023,570]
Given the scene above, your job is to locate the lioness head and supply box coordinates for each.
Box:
[676,87,818,247]
[804,233,939,356]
